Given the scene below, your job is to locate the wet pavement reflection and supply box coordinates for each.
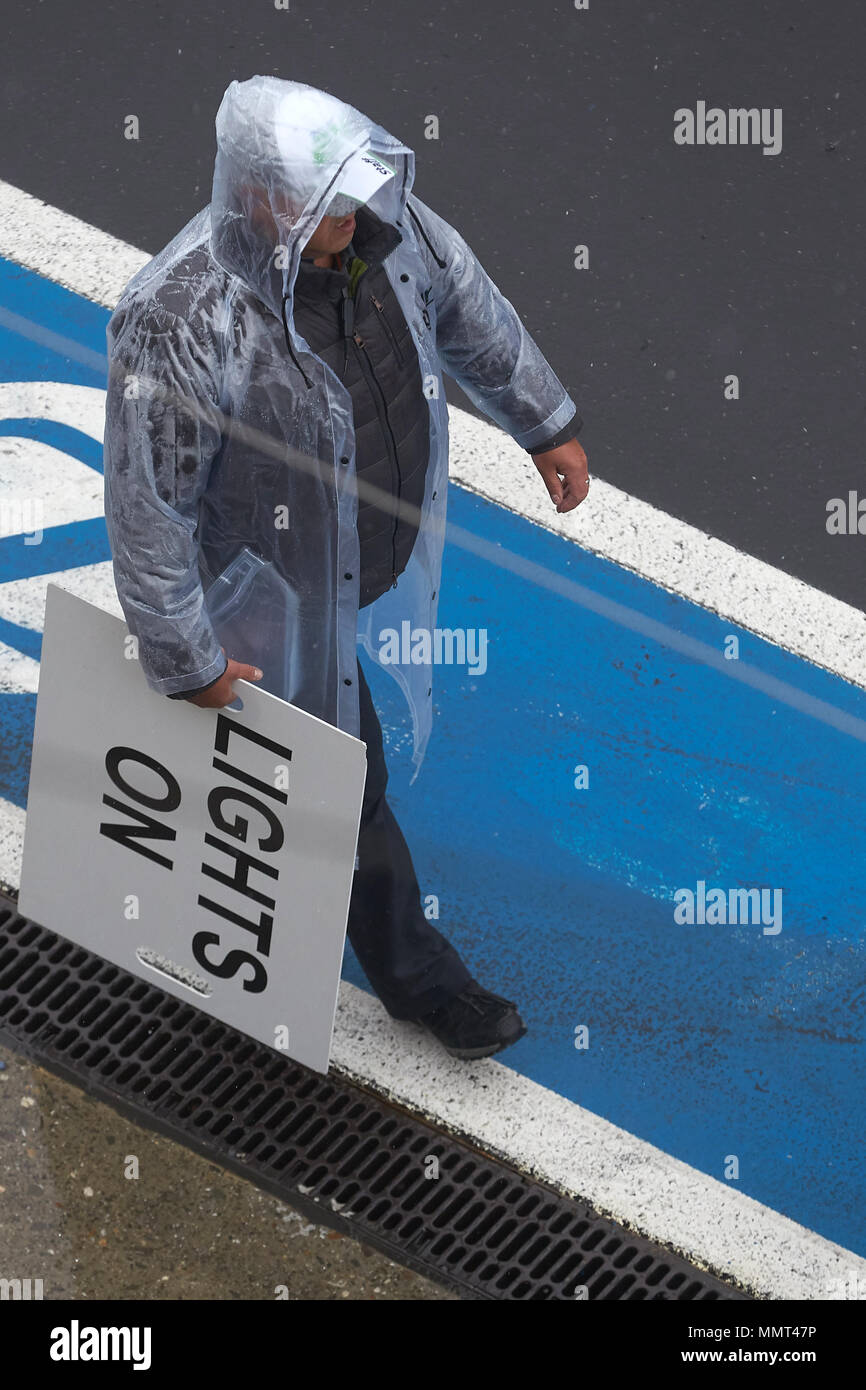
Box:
[0,1042,457,1301]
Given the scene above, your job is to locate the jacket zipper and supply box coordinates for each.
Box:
[351,328,402,589]
[369,292,405,367]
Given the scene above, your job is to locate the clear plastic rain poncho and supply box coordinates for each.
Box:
[103,76,577,777]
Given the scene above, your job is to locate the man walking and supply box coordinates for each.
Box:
[103,77,588,1060]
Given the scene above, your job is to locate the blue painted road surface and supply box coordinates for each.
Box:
[2,253,864,1257]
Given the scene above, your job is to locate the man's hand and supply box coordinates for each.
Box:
[187,652,263,708]
[531,438,589,514]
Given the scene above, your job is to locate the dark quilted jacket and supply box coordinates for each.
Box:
[292,205,429,609]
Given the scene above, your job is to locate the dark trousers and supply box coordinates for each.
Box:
[346,660,473,1018]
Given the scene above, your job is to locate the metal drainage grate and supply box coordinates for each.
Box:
[0,893,747,1301]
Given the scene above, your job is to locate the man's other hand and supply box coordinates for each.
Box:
[187,654,263,708]
[531,438,589,514]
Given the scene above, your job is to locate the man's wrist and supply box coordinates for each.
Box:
[527,415,583,456]
[166,658,228,700]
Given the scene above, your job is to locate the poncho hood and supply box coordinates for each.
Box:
[210,76,416,323]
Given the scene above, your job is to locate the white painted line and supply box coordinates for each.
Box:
[0,180,146,311]
[0,380,108,440]
[333,981,866,1300]
[0,561,121,692]
[0,437,104,532]
[0,639,39,694]
[0,560,121,630]
[1,176,864,1296]
[0,795,25,897]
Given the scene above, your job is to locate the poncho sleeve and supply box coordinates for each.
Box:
[103,301,228,697]
[405,193,580,453]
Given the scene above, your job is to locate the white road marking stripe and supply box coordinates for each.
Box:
[0,795,25,895]
[0,639,40,694]
[0,176,862,1294]
[0,436,105,533]
[0,379,108,440]
[0,560,121,692]
[0,559,121,630]
[0,180,147,312]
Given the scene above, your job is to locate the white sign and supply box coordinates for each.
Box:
[19,585,367,1073]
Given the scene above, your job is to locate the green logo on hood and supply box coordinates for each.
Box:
[311,118,352,166]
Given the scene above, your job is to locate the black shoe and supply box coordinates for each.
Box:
[415,980,527,1060]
